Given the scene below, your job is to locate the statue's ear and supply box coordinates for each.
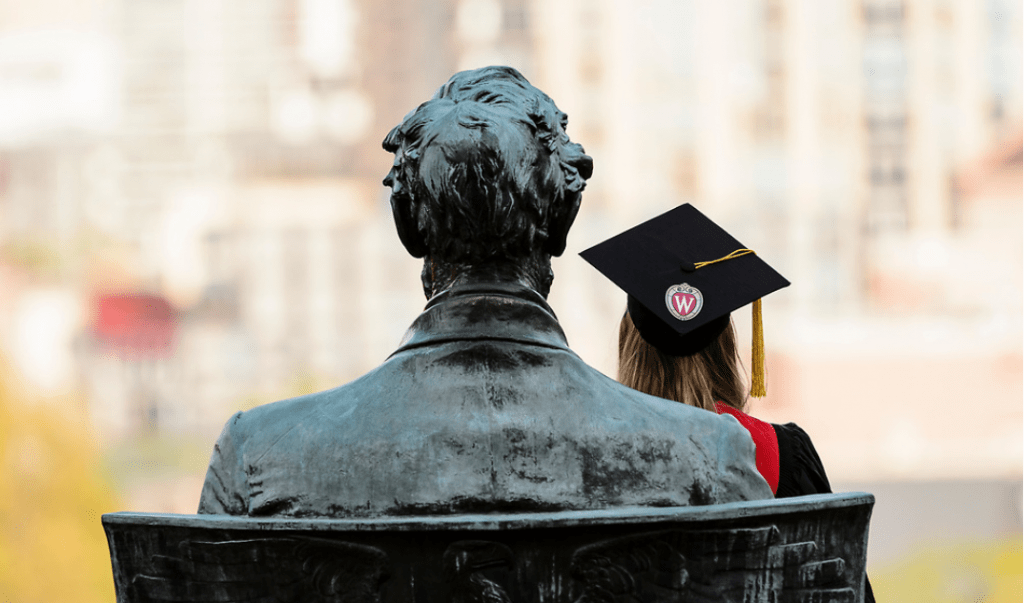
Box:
[390,193,428,258]
[383,128,428,258]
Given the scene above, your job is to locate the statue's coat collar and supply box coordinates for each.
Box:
[393,282,570,355]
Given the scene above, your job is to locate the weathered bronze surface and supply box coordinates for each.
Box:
[105,492,874,603]
[195,66,773,518]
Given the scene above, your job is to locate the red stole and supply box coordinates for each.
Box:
[714,403,780,495]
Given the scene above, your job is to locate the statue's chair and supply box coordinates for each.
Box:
[103,491,873,603]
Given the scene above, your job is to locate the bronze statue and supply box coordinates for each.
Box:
[197,66,772,517]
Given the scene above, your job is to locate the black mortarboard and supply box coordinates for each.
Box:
[580,203,790,396]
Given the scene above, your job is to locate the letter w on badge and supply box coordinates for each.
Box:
[673,292,696,316]
[665,283,702,321]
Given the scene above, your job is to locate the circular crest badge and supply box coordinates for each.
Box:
[665,283,703,321]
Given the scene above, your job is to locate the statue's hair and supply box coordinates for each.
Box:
[383,66,593,262]
[617,312,748,412]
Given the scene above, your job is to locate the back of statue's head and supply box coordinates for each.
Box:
[383,66,593,264]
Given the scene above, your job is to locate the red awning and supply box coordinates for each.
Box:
[93,294,177,357]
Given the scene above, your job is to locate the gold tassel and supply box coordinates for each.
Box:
[692,248,769,397]
[750,298,767,398]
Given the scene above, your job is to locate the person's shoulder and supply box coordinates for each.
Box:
[772,421,832,496]
[772,421,823,462]
[772,421,817,448]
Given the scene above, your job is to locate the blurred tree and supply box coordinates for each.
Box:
[873,538,1022,602]
[0,358,120,603]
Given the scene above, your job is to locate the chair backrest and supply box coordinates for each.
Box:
[103,491,873,603]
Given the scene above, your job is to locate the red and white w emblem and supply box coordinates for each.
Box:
[665,284,703,321]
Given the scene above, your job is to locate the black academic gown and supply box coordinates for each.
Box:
[773,422,832,498]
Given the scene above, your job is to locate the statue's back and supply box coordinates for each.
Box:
[199,283,771,517]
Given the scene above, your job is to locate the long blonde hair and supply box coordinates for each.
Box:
[617,311,747,411]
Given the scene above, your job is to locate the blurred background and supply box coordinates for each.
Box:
[0,0,1020,600]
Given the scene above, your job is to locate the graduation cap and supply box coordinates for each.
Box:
[580,203,790,397]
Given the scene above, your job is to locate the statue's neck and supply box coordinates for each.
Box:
[422,255,554,300]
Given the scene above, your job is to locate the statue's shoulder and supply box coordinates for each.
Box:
[225,378,369,447]
[573,359,752,429]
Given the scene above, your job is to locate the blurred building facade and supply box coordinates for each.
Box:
[0,0,1019,480]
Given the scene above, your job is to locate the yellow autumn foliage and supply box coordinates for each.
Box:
[872,537,1023,602]
[0,362,120,603]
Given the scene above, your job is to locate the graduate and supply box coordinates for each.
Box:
[581,203,874,601]
[582,203,830,497]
